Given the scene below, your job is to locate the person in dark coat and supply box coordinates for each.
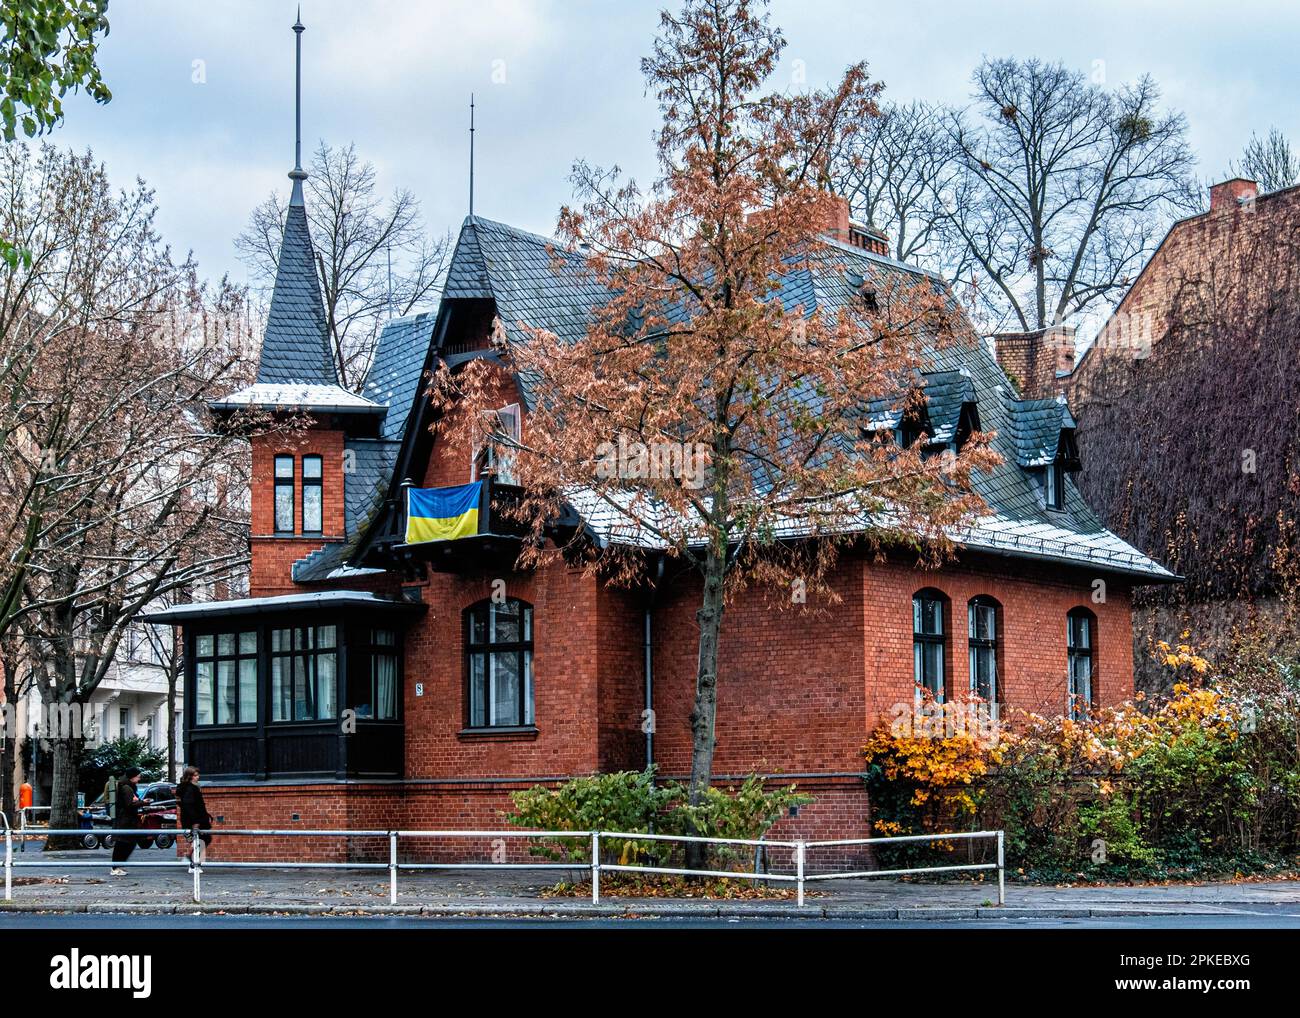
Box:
[110,767,143,874]
[176,765,214,868]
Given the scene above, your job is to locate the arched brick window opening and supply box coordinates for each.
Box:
[912,588,950,702]
[967,595,1001,705]
[1067,607,1097,719]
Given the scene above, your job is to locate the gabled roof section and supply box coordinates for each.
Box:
[455,217,607,337]
[443,219,493,299]
[256,201,338,386]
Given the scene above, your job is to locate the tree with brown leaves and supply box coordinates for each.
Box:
[431,0,998,862]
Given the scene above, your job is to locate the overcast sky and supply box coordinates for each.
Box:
[46,0,1300,289]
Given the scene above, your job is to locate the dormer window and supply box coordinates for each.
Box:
[1044,459,1064,510]
[1043,428,1079,511]
[474,403,522,484]
[953,400,980,453]
[895,418,922,450]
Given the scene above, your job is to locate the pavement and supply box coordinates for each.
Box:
[5,843,1300,921]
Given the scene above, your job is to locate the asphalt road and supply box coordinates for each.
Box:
[5,906,1300,928]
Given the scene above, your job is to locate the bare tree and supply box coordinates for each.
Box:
[16,282,267,836]
[944,59,1198,332]
[832,100,968,272]
[1230,128,1300,194]
[0,144,274,835]
[237,141,451,389]
[0,144,185,644]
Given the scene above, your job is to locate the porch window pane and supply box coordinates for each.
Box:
[369,630,397,721]
[196,662,213,726]
[317,651,337,719]
[238,658,257,723]
[271,656,288,721]
[217,660,237,725]
[194,630,256,726]
[374,653,396,719]
[293,650,310,720]
[269,625,339,722]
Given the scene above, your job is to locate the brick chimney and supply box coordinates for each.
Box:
[822,193,852,243]
[821,193,891,257]
[1209,177,1258,212]
[993,325,1076,398]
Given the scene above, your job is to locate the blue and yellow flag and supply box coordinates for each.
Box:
[405,482,483,544]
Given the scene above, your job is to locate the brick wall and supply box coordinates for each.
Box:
[1071,181,1300,401]
[217,360,1136,861]
[250,425,347,595]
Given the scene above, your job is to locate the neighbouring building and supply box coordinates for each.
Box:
[142,29,1174,858]
[4,618,184,809]
[996,177,1300,688]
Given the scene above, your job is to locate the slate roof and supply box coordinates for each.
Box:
[210,382,383,415]
[362,312,437,443]
[414,216,1172,581]
[335,213,1159,578]
[255,202,338,386]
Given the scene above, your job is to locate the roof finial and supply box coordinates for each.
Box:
[469,93,476,218]
[289,9,307,206]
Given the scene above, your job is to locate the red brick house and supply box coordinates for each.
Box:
[146,153,1174,852]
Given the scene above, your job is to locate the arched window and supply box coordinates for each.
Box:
[1067,608,1096,718]
[912,589,948,701]
[967,596,1000,703]
[465,598,534,728]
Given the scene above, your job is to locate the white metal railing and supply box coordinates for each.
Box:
[802,830,1005,907]
[1,825,1005,909]
[17,806,52,851]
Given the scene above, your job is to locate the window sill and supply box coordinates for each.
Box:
[456,725,539,742]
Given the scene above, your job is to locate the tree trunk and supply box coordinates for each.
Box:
[685,544,726,871]
[1,731,14,823]
[46,730,84,850]
[1,639,20,821]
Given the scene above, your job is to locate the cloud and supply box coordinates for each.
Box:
[41,0,1300,293]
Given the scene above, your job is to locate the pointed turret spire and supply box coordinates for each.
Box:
[289,8,307,206]
[254,11,337,387]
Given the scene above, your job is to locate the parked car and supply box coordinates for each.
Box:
[89,780,179,850]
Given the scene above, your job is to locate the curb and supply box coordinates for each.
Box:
[0,901,1248,920]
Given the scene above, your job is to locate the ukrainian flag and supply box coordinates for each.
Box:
[405,482,483,544]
